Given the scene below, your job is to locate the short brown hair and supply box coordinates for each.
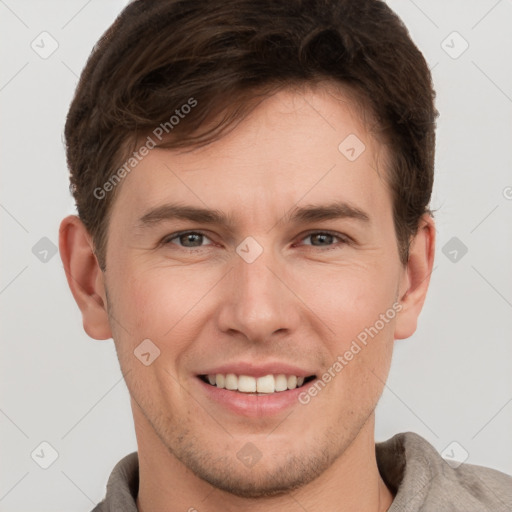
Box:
[65,0,438,270]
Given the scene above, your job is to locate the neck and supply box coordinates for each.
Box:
[134,408,394,512]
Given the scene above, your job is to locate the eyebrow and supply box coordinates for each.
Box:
[136,201,370,231]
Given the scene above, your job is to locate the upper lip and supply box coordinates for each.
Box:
[197,361,316,378]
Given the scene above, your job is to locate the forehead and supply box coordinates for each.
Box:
[110,84,391,228]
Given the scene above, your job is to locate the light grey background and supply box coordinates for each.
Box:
[1,1,511,510]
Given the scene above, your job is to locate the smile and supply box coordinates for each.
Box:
[199,373,316,394]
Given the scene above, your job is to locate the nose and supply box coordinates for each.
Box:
[217,243,301,344]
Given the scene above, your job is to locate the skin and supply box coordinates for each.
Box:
[60,83,435,512]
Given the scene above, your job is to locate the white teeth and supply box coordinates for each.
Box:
[204,373,311,393]
[275,374,288,391]
[215,374,225,389]
[287,375,297,390]
[238,375,257,392]
[225,373,238,390]
[256,375,275,393]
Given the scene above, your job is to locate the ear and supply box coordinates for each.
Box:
[394,213,436,340]
[59,215,112,340]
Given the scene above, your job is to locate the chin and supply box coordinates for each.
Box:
[163,426,347,498]
[180,451,331,498]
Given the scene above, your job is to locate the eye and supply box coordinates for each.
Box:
[160,230,351,251]
[298,231,350,249]
[162,231,213,248]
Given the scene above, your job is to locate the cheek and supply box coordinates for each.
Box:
[106,265,212,410]
[109,263,222,354]
[313,320,395,427]
[303,264,397,400]
[303,262,399,344]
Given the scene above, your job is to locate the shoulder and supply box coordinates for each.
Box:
[377,432,512,512]
[90,452,139,512]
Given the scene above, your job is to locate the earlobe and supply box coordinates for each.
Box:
[394,214,436,340]
[59,215,112,340]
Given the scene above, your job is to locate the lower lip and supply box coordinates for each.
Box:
[196,377,316,417]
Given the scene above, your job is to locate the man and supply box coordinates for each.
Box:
[59,0,512,510]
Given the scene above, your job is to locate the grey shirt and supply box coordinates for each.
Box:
[92,431,512,511]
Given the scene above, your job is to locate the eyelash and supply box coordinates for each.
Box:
[161,230,352,251]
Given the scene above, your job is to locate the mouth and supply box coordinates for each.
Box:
[198,373,317,395]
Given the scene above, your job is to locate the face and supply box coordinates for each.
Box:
[101,84,407,497]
